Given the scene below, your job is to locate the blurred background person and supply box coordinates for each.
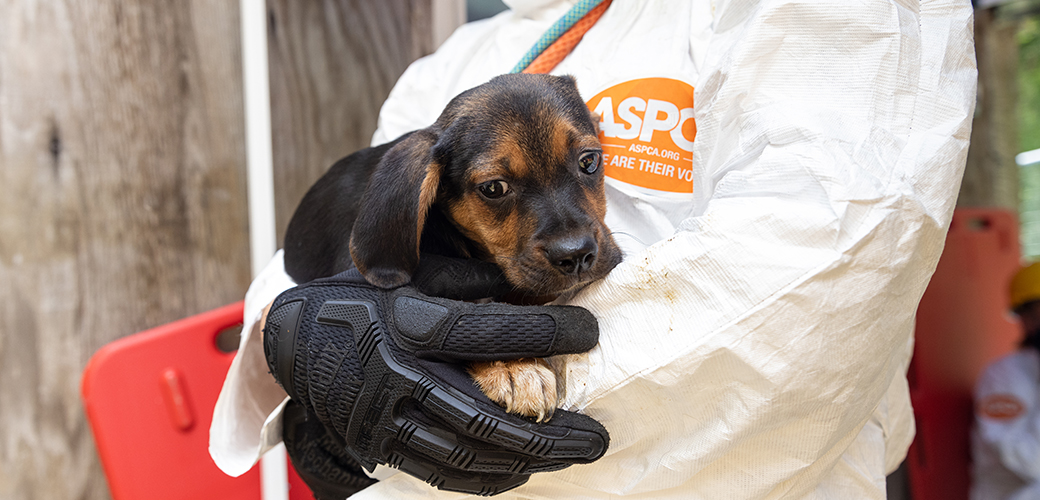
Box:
[973,261,1040,499]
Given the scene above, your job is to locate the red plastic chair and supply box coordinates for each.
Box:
[908,208,1024,499]
[81,301,314,500]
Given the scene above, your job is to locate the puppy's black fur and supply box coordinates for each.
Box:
[283,73,620,299]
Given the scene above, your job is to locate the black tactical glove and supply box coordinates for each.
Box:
[265,256,609,497]
[281,399,376,499]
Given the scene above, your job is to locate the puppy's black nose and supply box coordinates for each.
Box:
[545,236,598,275]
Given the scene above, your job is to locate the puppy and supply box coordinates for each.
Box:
[281,73,621,420]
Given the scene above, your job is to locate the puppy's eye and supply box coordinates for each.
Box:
[478,180,509,199]
[578,152,601,175]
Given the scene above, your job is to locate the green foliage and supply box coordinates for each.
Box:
[1021,14,1040,258]
[1019,15,1040,152]
[1023,165,1040,259]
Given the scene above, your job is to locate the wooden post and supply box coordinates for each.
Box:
[0,1,451,498]
[267,0,448,241]
[0,2,250,498]
[960,7,1021,209]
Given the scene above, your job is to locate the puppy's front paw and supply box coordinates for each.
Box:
[469,359,557,422]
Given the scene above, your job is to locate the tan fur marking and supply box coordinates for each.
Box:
[446,197,521,262]
[549,116,572,171]
[416,161,442,255]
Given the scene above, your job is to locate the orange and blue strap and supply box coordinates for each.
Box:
[511,0,613,75]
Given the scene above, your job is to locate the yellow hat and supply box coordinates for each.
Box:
[1011,262,1040,310]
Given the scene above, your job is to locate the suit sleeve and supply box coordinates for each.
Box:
[548,0,976,495]
[361,0,976,496]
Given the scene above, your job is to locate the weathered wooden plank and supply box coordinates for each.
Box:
[0,0,456,498]
[267,0,439,241]
[0,1,250,498]
[961,8,1020,209]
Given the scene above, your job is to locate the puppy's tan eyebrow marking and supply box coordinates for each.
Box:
[466,155,514,186]
[556,112,599,150]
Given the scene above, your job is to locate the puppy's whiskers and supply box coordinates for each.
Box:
[608,231,646,247]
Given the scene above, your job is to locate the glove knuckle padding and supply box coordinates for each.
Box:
[265,284,377,434]
[263,279,609,495]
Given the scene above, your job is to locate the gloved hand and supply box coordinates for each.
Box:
[264,256,610,497]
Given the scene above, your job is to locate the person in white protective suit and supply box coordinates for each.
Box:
[210,0,978,498]
[973,262,1040,500]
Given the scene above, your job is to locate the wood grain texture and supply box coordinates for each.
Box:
[0,0,454,498]
[961,8,1020,209]
[0,1,250,498]
[267,0,438,242]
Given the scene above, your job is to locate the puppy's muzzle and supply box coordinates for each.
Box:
[544,235,598,275]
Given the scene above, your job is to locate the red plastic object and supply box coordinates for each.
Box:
[908,209,1023,499]
[81,301,315,500]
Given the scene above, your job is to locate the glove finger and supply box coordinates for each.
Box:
[390,291,600,362]
[295,262,601,361]
[282,400,377,499]
[416,384,609,463]
[392,399,573,475]
[406,358,610,464]
[380,443,532,496]
[410,254,512,301]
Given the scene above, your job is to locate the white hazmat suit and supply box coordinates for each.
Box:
[211,0,978,498]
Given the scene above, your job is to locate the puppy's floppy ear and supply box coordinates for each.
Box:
[349,129,442,289]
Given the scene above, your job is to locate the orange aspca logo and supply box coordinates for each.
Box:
[587,78,696,193]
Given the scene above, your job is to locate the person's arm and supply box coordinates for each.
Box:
[210,251,297,477]
[975,352,1040,480]
[545,1,976,495]
[352,0,976,496]
[208,8,563,477]
[549,1,973,494]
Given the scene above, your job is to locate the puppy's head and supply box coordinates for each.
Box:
[350,74,621,296]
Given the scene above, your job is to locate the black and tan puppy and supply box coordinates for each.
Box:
[281,73,621,420]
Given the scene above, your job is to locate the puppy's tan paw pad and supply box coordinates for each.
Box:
[469,359,558,421]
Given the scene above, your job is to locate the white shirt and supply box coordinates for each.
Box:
[973,349,1040,500]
